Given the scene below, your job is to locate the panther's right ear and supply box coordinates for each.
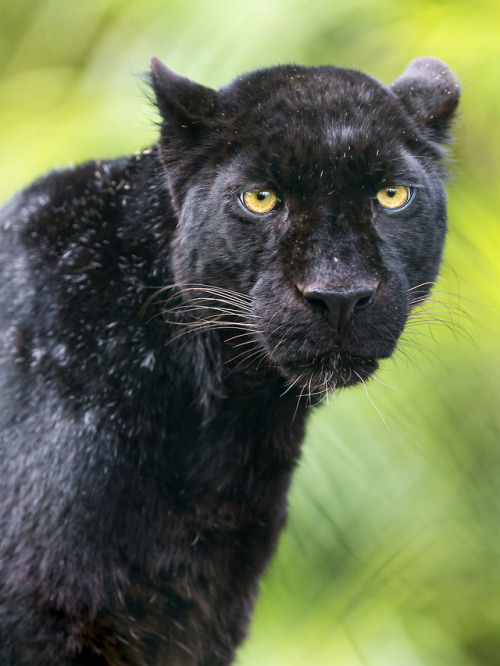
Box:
[390,57,460,142]
[149,59,223,212]
[150,57,218,139]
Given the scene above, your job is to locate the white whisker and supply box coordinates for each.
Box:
[368,374,397,391]
[354,371,388,428]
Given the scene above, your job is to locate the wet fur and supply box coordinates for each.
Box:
[0,58,459,664]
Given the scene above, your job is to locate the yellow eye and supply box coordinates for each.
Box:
[376,185,411,209]
[242,189,279,214]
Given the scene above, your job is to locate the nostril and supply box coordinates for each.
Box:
[353,292,375,311]
[304,296,330,316]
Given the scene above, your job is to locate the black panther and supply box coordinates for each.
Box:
[0,56,459,664]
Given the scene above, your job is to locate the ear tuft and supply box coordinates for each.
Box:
[390,57,460,141]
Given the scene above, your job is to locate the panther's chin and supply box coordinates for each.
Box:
[279,351,379,395]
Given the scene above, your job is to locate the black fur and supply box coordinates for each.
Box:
[0,57,459,665]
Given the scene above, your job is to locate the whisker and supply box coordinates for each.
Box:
[230,338,258,348]
[167,296,255,312]
[165,316,257,329]
[228,347,261,366]
[167,303,256,317]
[293,379,308,422]
[280,372,305,398]
[407,281,437,292]
[141,282,254,318]
[368,374,397,391]
[230,347,270,373]
[269,338,287,364]
[223,333,257,344]
[162,322,257,348]
[354,371,388,428]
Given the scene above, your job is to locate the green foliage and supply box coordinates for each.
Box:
[1,1,498,663]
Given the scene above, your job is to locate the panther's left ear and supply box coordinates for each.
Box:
[390,57,460,142]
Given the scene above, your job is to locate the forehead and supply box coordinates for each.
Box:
[220,67,415,189]
[226,65,403,136]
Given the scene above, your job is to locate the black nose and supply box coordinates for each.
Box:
[300,284,378,332]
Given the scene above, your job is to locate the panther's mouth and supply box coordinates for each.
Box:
[277,349,379,396]
[222,331,378,397]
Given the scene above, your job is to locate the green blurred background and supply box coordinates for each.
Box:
[1,0,499,663]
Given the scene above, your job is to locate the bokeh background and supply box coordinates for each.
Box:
[1,0,499,663]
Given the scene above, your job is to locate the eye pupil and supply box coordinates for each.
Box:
[386,188,396,198]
